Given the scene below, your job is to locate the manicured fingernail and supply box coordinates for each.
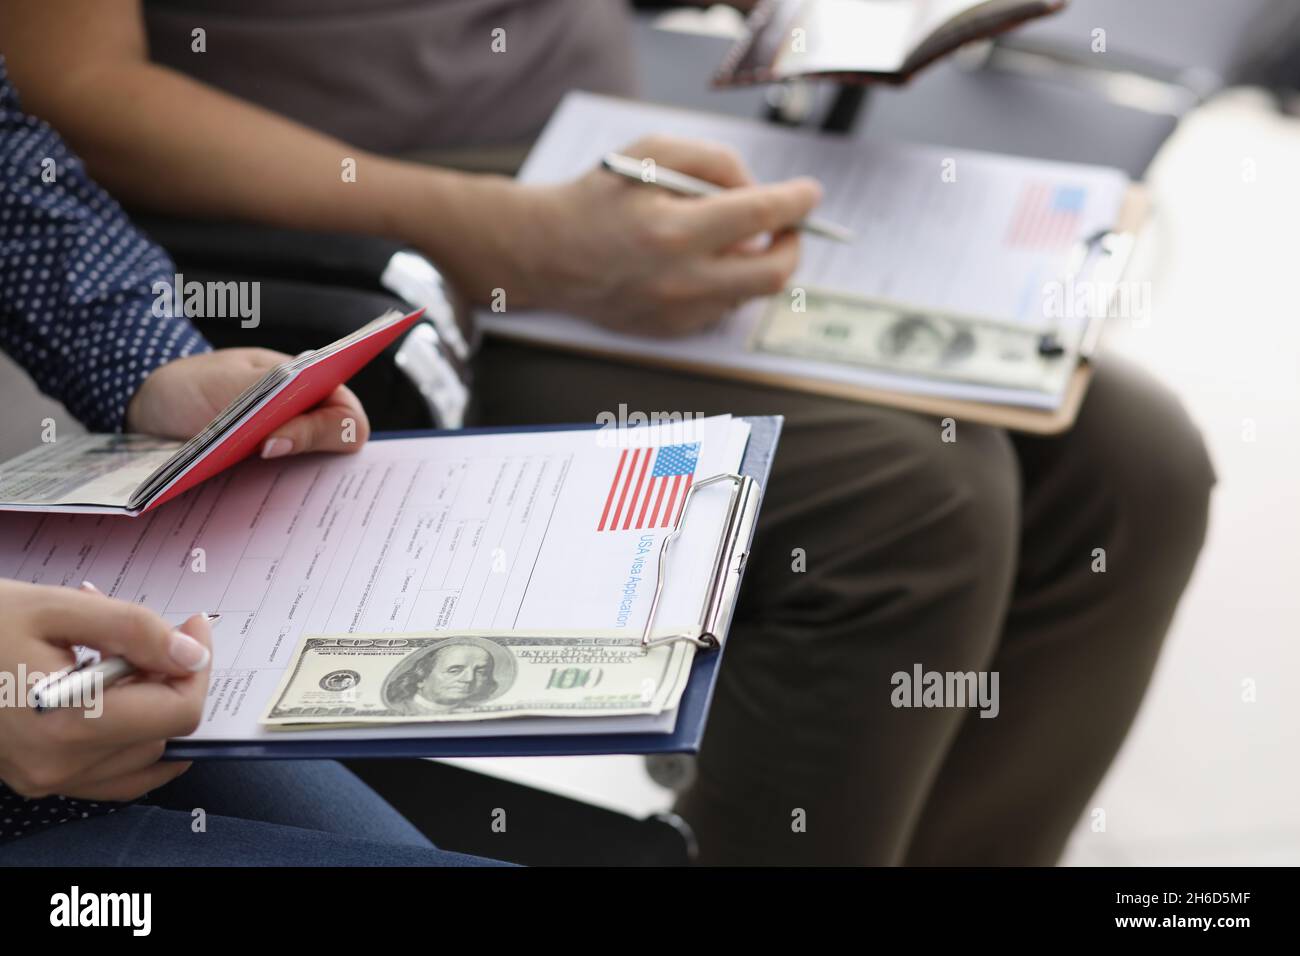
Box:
[261,437,293,459]
[80,581,100,593]
[169,630,210,672]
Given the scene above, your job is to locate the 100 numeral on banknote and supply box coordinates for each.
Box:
[261,632,698,729]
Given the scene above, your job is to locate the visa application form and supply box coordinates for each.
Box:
[0,416,751,744]
[487,92,1132,409]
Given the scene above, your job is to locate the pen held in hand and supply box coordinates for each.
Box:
[601,151,855,244]
[32,604,221,713]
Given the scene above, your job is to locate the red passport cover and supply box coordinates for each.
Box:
[143,309,423,513]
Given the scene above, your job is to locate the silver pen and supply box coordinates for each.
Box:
[32,582,220,713]
[601,151,856,244]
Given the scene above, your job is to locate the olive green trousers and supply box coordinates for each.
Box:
[474,342,1214,865]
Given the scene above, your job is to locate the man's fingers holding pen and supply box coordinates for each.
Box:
[678,178,824,252]
[627,233,803,338]
[702,229,803,298]
[523,135,818,336]
[619,135,755,189]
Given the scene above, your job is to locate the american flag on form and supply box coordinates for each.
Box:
[597,443,700,532]
[1005,182,1087,251]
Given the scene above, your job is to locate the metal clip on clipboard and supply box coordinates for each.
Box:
[639,473,762,652]
[1039,227,1138,360]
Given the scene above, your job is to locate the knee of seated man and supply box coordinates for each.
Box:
[1072,358,1216,558]
[768,408,1020,601]
[879,414,1021,580]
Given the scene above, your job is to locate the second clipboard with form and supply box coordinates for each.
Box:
[488,92,1147,432]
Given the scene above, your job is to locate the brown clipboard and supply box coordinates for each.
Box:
[486,185,1149,436]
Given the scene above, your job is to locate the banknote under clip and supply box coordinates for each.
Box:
[640,472,762,652]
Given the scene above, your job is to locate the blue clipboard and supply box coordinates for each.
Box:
[167,415,781,760]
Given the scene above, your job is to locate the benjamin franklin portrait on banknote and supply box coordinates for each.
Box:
[381,637,518,714]
[878,314,978,368]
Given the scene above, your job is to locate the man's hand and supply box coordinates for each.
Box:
[0,580,211,802]
[403,136,823,337]
[125,348,370,459]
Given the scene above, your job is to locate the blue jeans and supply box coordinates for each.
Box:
[0,761,507,866]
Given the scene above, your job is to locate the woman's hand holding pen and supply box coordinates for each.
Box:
[0,344,380,803]
[0,580,212,801]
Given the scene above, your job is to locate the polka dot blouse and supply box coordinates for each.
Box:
[0,57,211,844]
[1,791,121,845]
[0,56,210,434]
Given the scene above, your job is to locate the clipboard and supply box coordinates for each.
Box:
[494,91,1151,436]
[165,415,781,761]
[486,186,1146,436]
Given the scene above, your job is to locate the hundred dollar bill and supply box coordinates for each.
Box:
[753,288,1076,394]
[261,630,698,728]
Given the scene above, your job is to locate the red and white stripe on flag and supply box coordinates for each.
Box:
[597,444,700,532]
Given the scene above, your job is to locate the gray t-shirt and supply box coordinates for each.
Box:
[143,0,637,154]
